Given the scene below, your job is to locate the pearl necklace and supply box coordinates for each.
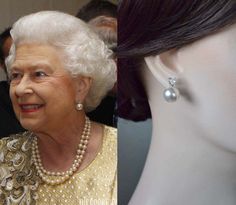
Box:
[32,117,91,185]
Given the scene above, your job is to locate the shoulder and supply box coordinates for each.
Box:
[0,132,39,204]
[0,132,32,152]
[102,125,117,159]
[103,125,117,146]
[0,132,33,172]
[104,125,117,138]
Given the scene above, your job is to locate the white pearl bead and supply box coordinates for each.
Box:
[163,87,179,102]
[32,117,91,185]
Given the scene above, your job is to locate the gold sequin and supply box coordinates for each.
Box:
[36,126,117,205]
[0,126,117,205]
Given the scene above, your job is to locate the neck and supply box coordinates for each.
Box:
[129,68,236,205]
[34,113,87,171]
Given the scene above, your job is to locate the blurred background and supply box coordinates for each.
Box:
[118,118,152,205]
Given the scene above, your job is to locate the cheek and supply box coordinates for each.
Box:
[178,31,236,150]
[186,67,236,151]
[46,81,77,107]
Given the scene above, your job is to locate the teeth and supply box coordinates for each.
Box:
[22,105,41,110]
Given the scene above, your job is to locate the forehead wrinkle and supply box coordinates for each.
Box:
[10,44,66,74]
[11,60,53,71]
[15,43,64,63]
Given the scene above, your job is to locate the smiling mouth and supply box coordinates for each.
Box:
[19,104,44,113]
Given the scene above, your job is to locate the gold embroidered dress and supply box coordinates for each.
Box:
[0,126,117,205]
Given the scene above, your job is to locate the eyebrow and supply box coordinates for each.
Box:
[11,60,53,72]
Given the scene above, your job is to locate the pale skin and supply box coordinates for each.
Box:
[9,43,103,172]
[129,24,236,205]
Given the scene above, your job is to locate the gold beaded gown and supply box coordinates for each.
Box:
[0,126,117,205]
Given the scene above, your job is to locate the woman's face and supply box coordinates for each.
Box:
[177,23,236,151]
[9,44,79,132]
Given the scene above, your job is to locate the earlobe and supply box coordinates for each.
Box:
[145,50,195,103]
[75,76,92,102]
[144,50,181,88]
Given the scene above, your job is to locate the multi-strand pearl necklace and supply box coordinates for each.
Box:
[32,117,91,185]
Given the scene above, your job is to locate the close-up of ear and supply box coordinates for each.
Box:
[75,76,93,102]
[144,49,182,88]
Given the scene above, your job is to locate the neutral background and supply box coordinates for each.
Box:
[119,118,152,205]
[0,0,117,30]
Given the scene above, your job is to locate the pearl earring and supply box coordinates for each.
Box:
[163,77,179,102]
[76,103,83,111]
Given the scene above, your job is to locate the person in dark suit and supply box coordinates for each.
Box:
[77,0,117,127]
[0,27,25,137]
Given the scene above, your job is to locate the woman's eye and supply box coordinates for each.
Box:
[9,72,22,81]
[35,71,47,77]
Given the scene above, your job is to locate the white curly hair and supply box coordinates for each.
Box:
[5,11,116,111]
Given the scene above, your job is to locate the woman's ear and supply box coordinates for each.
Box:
[75,76,92,103]
[145,50,195,103]
[144,49,182,88]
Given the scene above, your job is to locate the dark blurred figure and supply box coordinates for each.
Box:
[0,27,25,137]
[77,0,117,127]
[0,28,12,78]
[77,0,116,21]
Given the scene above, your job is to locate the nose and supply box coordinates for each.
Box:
[15,75,33,97]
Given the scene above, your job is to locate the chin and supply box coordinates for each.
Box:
[19,119,42,132]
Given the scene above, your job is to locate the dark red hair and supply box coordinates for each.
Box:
[118,0,236,121]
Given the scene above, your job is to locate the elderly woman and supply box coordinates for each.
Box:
[119,0,236,205]
[0,11,116,205]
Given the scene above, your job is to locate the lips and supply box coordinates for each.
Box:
[19,104,44,113]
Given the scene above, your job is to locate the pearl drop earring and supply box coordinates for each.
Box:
[163,77,179,102]
[76,103,83,111]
